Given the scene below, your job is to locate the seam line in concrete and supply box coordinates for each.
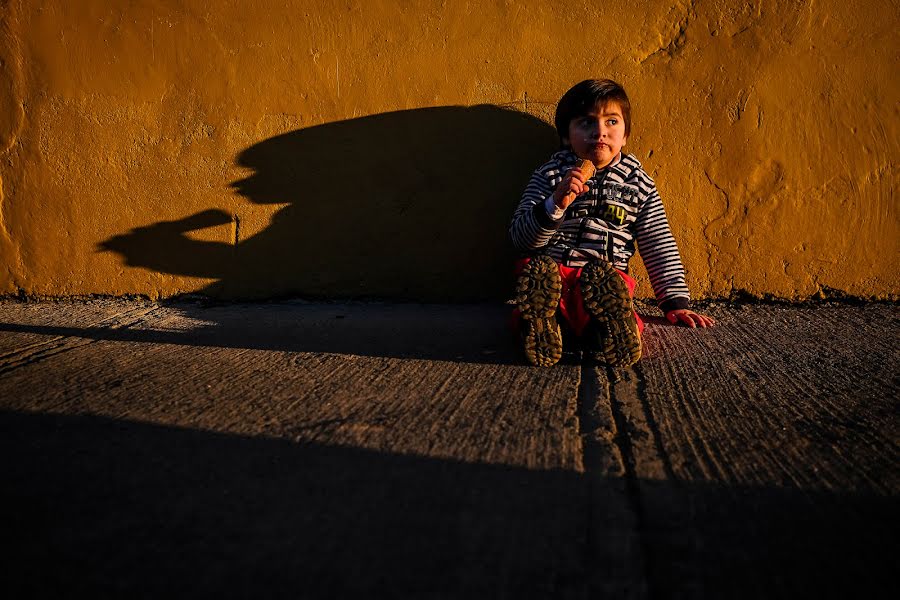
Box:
[634,364,677,480]
[578,363,651,598]
[605,365,657,600]
[575,361,600,596]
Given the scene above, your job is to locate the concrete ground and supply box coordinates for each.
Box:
[0,298,897,599]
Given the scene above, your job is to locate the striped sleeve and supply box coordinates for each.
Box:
[633,173,691,313]
[509,168,563,252]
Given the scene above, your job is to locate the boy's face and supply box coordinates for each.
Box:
[564,101,628,169]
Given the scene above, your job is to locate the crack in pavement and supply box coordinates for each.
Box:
[634,364,677,481]
[576,362,652,598]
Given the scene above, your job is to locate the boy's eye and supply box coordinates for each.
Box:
[607,118,618,125]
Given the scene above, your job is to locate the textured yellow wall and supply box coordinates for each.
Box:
[1,0,897,302]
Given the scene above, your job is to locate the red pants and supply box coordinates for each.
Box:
[511,258,644,337]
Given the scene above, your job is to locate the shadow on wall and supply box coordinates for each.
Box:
[99,105,558,301]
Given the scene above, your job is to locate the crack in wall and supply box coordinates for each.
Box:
[640,0,696,63]
[727,89,752,123]
[702,169,730,283]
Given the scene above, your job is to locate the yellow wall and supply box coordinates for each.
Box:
[1,0,897,302]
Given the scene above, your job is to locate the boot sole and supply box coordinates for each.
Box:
[580,261,642,367]
[516,256,563,367]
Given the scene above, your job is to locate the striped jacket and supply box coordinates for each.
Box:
[510,149,690,313]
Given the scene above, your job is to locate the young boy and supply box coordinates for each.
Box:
[510,79,714,367]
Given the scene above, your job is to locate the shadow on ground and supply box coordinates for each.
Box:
[98,106,558,302]
[0,301,678,366]
[2,410,894,598]
[0,303,524,364]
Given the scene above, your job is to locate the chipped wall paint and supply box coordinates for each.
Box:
[0,0,897,302]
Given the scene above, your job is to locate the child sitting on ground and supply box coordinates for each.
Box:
[509,79,714,367]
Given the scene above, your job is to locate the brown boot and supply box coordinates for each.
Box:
[515,255,563,367]
[580,259,642,367]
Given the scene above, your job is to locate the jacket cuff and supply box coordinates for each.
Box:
[533,201,563,231]
[544,197,566,220]
[660,297,690,313]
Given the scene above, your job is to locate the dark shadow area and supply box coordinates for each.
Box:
[98,106,558,302]
[2,410,588,598]
[2,410,895,598]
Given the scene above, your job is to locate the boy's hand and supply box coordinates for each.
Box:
[666,309,716,328]
[552,166,591,210]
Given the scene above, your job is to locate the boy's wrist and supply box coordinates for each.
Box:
[534,201,564,230]
[545,197,565,220]
[660,297,690,314]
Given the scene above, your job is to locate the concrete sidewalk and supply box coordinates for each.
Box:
[1,299,897,598]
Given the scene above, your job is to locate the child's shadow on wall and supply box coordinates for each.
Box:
[99,105,557,301]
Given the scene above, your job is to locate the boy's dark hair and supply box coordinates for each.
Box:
[554,79,631,146]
